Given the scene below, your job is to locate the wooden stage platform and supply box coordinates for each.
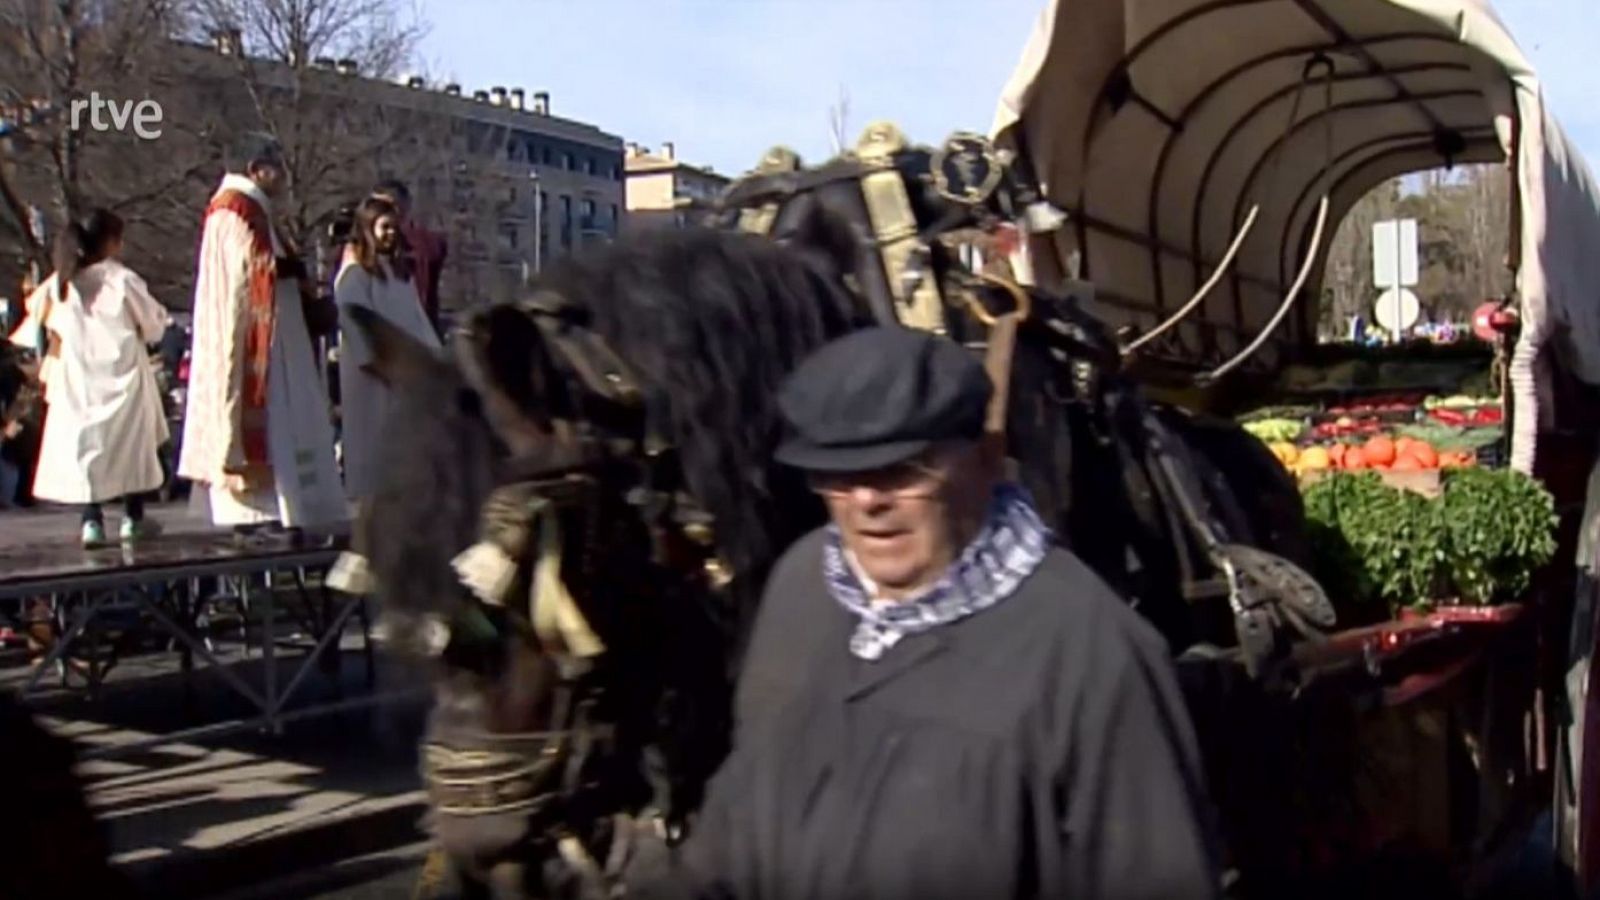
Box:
[0,503,415,758]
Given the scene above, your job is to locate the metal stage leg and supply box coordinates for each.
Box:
[134,593,270,712]
[21,598,94,696]
[255,577,282,735]
[268,594,364,718]
[355,595,377,687]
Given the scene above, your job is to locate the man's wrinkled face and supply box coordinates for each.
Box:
[810,442,992,599]
[373,214,400,254]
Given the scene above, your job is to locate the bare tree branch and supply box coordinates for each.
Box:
[827,84,850,156]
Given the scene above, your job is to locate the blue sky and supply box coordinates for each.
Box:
[416,0,1598,178]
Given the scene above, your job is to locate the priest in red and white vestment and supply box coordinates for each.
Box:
[178,133,347,534]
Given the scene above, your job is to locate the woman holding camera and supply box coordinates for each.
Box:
[334,196,440,501]
[16,209,169,545]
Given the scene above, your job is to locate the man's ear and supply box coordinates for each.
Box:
[344,304,440,386]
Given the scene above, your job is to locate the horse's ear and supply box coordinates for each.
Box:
[344,304,439,386]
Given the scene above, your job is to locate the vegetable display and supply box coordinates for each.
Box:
[1301,469,1557,613]
[1239,392,1503,475]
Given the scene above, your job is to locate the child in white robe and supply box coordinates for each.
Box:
[16,210,169,545]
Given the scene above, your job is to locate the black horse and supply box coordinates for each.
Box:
[354,129,1332,898]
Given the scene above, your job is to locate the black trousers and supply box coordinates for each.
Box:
[82,494,145,525]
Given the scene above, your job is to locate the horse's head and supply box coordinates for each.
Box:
[352,229,866,886]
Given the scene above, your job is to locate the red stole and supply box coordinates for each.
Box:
[206,189,277,469]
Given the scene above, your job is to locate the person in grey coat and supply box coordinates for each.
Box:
[626,326,1222,900]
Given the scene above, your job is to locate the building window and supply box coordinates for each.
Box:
[499,224,518,250]
[609,204,619,229]
[563,152,574,170]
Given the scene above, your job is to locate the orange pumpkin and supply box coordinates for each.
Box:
[1327,443,1347,467]
[1407,442,1439,468]
[1343,446,1369,470]
[1363,436,1397,467]
[1390,455,1423,471]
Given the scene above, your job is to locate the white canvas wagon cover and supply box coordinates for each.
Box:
[991,0,1599,472]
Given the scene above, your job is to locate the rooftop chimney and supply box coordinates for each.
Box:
[313,56,336,69]
[336,58,358,76]
[509,88,525,110]
[473,90,490,103]
[625,142,641,158]
[444,83,462,96]
[661,142,675,161]
[532,91,549,115]
[489,86,507,106]
[407,75,426,89]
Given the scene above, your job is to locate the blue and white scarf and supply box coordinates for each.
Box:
[822,482,1053,661]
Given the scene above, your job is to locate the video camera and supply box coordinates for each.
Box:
[327,202,357,245]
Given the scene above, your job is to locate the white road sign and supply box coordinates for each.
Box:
[1374,286,1422,333]
[1373,218,1419,288]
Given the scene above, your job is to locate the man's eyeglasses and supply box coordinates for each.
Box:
[807,458,949,499]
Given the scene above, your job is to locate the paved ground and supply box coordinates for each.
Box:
[2,501,431,899]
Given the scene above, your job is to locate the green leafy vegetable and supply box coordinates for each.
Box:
[1438,467,1559,603]
[1302,468,1558,613]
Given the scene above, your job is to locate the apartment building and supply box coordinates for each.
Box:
[623,142,731,231]
[360,75,625,308]
[2,30,626,314]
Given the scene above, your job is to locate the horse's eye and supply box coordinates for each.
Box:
[455,388,483,419]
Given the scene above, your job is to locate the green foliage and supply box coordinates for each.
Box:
[1303,472,1440,607]
[1302,468,1558,611]
[1438,467,1560,602]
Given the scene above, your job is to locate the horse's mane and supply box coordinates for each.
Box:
[532,227,873,584]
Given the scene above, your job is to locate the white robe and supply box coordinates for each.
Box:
[16,261,169,504]
[335,259,440,500]
[181,174,348,529]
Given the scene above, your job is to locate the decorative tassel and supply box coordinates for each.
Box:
[529,504,606,660]
[326,550,375,595]
[370,612,452,657]
[451,541,520,607]
[1023,200,1067,234]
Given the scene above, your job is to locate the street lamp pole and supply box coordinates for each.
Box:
[530,169,542,277]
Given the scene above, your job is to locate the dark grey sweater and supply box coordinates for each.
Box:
[629,527,1222,900]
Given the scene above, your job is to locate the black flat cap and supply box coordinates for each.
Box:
[775,326,992,472]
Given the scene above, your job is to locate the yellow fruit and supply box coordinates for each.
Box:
[1269,442,1299,466]
[1299,446,1331,470]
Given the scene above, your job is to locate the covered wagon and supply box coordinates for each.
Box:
[990,0,1600,893]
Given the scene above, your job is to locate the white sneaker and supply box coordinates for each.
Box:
[81,521,107,548]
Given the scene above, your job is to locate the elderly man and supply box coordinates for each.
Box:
[629,326,1221,900]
